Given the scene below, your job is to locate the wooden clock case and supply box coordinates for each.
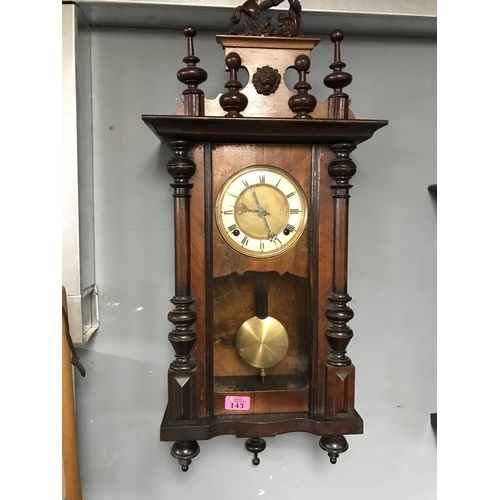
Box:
[142,17,387,471]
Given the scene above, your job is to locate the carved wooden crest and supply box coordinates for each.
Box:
[228,0,303,37]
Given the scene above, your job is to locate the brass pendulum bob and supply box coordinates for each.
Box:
[236,272,289,382]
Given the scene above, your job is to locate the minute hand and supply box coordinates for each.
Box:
[252,190,276,240]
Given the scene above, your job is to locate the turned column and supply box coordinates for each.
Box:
[166,140,198,424]
[166,140,200,471]
[324,142,357,419]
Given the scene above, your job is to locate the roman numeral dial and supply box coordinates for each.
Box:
[215,166,308,259]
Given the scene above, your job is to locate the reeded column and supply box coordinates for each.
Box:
[324,142,357,420]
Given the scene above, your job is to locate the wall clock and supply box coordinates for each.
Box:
[142,0,387,471]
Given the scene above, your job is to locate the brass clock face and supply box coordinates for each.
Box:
[215,166,308,258]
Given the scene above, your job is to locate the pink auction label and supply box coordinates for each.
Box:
[225,396,250,410]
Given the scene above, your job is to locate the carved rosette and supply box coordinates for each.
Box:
[253,65,281,95]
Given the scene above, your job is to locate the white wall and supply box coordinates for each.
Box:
[75,27,436,500]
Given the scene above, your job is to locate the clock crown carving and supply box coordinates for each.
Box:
[142,0,388,472]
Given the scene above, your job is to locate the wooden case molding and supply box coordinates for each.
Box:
[142,2,387,471]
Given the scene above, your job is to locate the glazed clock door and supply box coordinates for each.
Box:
[210,143,313,416]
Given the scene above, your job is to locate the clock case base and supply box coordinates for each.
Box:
[160,408,363,441]
[163,408,361,468]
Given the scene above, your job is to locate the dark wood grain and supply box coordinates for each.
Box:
[165,141,199,425]
[316,146,334,414]
[142,115,388,145]
[214,387,309,415]
[325,364,355,418]
[189,145,207,417]
[325,143,357,367]
[161,409,363,441]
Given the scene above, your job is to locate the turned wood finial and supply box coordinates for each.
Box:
[219,52,249,118]
[245,437,266,466]
[177,26,208,116]
[324,29,353,119]
[288,54,317,119]
[319,435,349,465]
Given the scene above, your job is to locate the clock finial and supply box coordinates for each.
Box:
[324,29,353,119]
[219,52,249,117]
[288,54,317,119]
[319,435,349,464]
[245,437,266,466]
[177,26,208,116]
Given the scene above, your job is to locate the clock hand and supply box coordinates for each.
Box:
[261,214,277,241]
[252,190,261,208]
[236,202,260,214]
[252,190,275,239]
[252,191,270,215]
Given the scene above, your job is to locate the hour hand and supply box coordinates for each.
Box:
[252,190,263,211]
[236,202,260,215]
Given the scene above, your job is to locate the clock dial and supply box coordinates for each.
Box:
[215,166,308,258]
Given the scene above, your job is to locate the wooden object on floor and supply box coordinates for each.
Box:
[62,286,83,500]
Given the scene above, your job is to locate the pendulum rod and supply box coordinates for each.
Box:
[255,271,268,382]
[255,271,269,320]
[236,271,289,384]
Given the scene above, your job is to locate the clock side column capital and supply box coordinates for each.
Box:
[327,143,357,197]
[167,141,197,196]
